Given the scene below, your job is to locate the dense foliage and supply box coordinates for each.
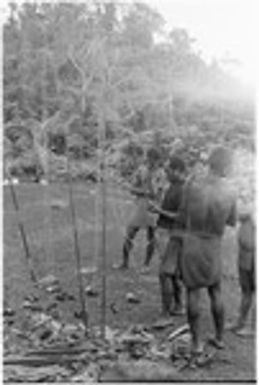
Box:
[3,2,255,181]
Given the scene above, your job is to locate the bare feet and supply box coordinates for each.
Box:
[225,321,243,331]
[234,327,255,337]
[140,265,151,274]
[208,337,225,350]
[113,263,129,270]
[225,321,254,336]
[191,342,205,356]
[170,305,186,316]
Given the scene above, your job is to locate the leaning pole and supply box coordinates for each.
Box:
[8,176,37,284]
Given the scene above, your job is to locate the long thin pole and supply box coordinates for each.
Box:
[99,108,107,340]
[67,154,88,333]
[8,179,37,283]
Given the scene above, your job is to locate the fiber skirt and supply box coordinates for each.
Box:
[180,234,222,289]
[129,198,157,228]
[157,228,182,275]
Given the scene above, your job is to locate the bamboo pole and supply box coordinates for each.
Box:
[97,42,108,339]
[66,152,88,333]
[97,102,107,339]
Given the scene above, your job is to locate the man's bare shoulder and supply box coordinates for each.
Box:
[184,173,237,203]
[183,171,206,192]
[220,179,237,200]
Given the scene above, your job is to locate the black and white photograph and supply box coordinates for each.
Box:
[2,0,256,382]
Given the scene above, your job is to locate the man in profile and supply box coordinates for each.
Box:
[119,147,164,270]
[228,204,255,336]
[179,146,237,357]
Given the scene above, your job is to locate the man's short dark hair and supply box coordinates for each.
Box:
[208,146,231,175]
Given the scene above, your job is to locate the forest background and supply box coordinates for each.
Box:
[3,2,255,204]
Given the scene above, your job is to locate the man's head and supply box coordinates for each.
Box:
[208,146,232,177]
[166,155,186,183]
[146,147,161,169]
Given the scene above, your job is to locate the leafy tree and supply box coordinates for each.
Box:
[3,1,255,180]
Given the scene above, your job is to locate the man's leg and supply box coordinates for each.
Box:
[187,288,203,354]
[227,268,255,334]
[237,291,253,328]
[121,226,139,269]
[207,281,225,348]
[159,271,173,316]
[235,269,255,334]
[171,275,185,315]
[144,226,156,266]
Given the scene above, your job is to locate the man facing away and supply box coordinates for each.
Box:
[179,146,237,357]
[119,147,165,270]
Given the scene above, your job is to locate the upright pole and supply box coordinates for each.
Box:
[99,107,107,340]
[67,153,88,332]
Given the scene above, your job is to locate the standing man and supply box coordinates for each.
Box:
[228,206,256,336]
[179,146,237,357]
[151,155,186,318]
[119,147,165,270]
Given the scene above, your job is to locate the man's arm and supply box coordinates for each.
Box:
[148,200,178,219]
[226,197,237,227]
[177,176,193,227]
[129,165,156,198]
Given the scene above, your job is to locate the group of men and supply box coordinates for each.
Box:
[118,144,255,360]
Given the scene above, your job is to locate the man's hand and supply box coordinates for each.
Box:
[130,187,154,198]
[148,200,160,213]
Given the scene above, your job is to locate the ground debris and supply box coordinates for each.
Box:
[22,300,43,311]
[4,309,87,355]
[38,274,62,294]
[3,320,197,382]
[170,332,192,361]
[5,316,220,382]
[85,285,99,297]
[4,363,71,382]
[80,266,98,275]
[70,362,100,382]
[24,293,39,302]
[168,323,190,341]
[126,292,141,303]
[152,317,175,330]
[117,324,155,359]
[4,307,16,317]
[38,274,59,288]
[101,359,180,382]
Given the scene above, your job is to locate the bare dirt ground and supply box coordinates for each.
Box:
[3,182,256,382]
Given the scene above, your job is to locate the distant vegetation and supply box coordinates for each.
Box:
[3,2,255,186]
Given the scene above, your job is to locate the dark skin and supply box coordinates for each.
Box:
[228,215,255,335]
[185,166,236,354]
[122,155,159,198]
[187,282,225,354]
[148,166,185,219]
[150,206,225,344]
[120,154,160,269]
[152,166,185,317]
[151,165,233,353]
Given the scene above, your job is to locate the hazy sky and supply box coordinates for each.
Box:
[1,0,256,85]
[145,0,256,85]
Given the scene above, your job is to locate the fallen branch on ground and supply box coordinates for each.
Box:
[168,324,189,341]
